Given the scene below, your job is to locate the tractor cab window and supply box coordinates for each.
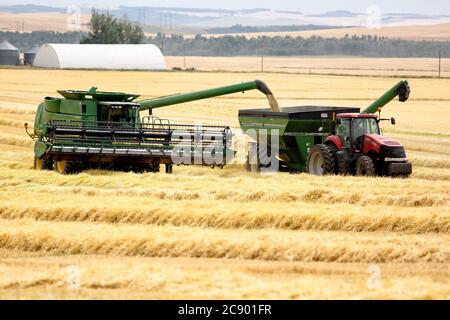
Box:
[336,118,351,147]
[352,118,380,147]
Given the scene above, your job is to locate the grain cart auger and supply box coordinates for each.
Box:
[240,80,413,177]
[26,80,278,174]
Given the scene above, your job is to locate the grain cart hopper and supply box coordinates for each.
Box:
[240,80,412,177]
[26,80,278,174]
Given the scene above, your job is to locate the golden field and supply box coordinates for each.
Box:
[166,56,450,77]
[0,12,90,32]
[0,66,449,299]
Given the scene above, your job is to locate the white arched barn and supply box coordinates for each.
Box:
[33,43,166,70]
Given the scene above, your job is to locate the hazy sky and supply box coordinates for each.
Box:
[2,0,450,15]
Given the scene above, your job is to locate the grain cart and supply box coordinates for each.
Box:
[26,80,278,174]
[240,80,412,177]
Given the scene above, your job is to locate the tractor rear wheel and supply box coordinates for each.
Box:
[54,160,80,174]
[356,155,375,176]
[34,157,53,170]
[307,144,336,176]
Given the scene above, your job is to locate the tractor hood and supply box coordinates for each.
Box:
[364,134,403,148]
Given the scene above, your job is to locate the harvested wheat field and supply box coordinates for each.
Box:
[0,67,449,299]
[0,12,90,32]
[166,56,450,77]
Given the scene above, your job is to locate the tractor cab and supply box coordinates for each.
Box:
[335,113,380,150]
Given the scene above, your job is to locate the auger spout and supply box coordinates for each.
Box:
[137,80,282,112]
[362,80,410,114]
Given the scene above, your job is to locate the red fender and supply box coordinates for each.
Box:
[325,135,344,150]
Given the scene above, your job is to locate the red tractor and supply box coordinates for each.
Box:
[311,80,412,177]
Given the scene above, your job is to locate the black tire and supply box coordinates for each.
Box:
[54,160,80,174]
[34,157,53,171]
[325,143,339,174]
[246,142,260,173]
[307,144,336,176]
[246,142,278,173]
[356,155,375,176]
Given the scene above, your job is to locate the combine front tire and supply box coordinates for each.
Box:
[34,157,53,170]
[54,160,80,174]
[307,144,336,176]
[356,155,375,176]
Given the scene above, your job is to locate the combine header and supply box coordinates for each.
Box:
[26,80,276,174]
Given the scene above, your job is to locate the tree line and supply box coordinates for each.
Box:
[148,33,449,58]
[205,24,345,34]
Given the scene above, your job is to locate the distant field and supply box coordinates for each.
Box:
[0,12,90,32]
[0,68,448,299]
[202,23,450,41]
[166,56,449,77]
[1,10,450,43]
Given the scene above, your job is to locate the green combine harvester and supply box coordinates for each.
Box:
[27,79,411,177]
[26,80,276,174]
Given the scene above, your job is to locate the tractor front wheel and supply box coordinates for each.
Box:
[356,155,375,176]
[34,157,53,170]
[54,160,80,174]
[307,144,336,176]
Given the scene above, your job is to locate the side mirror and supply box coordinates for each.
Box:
[391,117,396,125]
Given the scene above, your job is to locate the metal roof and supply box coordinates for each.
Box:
[0,40,19,51]
[25,46,40,54]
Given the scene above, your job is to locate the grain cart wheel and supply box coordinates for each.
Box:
[34,157,53,170]
[356,155,375,176]
[307,144,336,176]
[54,160,79,174]
[246,143,278,173]
[246,142,260,173]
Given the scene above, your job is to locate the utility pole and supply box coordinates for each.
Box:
[261,55,264,73]
[438,49,441,78]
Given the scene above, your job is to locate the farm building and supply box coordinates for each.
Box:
[33,43,166,70]
[24,46,40,65]
[0,40,20,65]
